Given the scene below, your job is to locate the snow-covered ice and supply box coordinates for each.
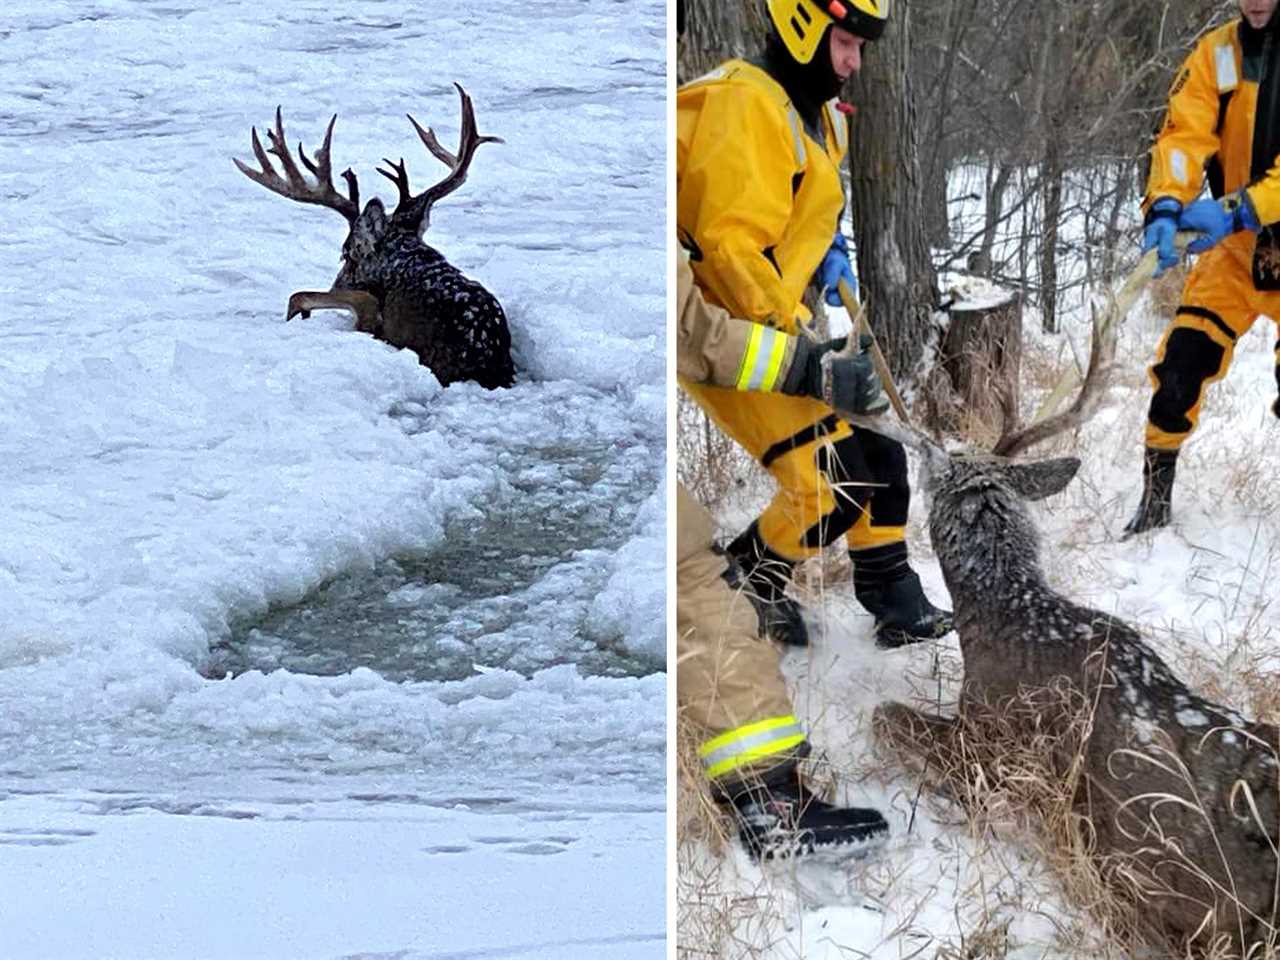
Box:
[0,2,666,957]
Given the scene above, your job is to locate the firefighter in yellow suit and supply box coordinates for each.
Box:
[1128,0,1280,533]
[677,0,951,648]
[676,253,890,859]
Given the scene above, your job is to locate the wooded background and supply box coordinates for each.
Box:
[677,0,1236,492]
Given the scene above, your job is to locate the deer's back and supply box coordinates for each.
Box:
[349,243,514,389]
[957,586,1280,942]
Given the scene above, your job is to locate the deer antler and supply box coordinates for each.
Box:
[378,83,504,235]
[990,237,1191,458]
[989,301,1114,458]
[235,109,360,224]
[839,237,1194,470]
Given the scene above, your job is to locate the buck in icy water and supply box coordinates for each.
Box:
[236,84,515,390]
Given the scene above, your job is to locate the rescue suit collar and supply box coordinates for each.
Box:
[758,28,844,140]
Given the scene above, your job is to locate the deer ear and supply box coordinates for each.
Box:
[1002,457,1081,502]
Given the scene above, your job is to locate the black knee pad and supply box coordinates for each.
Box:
[1274,339,1279,418]
[852,429,910,529]
[800,434,871,549]
[1149,326,1227,435]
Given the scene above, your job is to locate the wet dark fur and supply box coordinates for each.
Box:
[877,454,1280,952]
[335,200,513,390]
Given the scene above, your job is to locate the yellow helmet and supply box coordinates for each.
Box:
[766,0,888,64]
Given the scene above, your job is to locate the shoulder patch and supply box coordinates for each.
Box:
[679,65,728,92]
[1214,43,1239,91]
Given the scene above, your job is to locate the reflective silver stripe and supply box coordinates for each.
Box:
[745,327,781,390]
[785,107,807,166]
[1215,44,1238,91]
[700,721,806,771]
[827,100,847,151]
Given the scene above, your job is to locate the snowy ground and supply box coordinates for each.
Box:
[679,205,1280,955]
[0,2,666,958]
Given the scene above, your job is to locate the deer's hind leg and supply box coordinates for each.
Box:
[873,701,963,791]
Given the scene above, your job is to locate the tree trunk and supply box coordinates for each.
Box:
[676,0,767,83]
[1040,134,1063,334]
[846,2,937,387]
[919,0,976,250]
[923,167,950,250]
[973,159,1014,277]
[926,289,1022,447]
[1101,161,1134,285]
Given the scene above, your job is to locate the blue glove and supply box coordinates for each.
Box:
[1179,190,1261,255]
[1141,197,1181,277]
[818,232,857,307]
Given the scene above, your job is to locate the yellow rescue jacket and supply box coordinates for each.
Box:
[677,59,849,335]
[1146,20,1280,225]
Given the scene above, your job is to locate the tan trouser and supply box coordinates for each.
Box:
[676,484,806,789]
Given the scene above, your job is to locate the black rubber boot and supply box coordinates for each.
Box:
[852,543,954,649]
[726,768,889,861]
[1123,447,1178,536]
[1274,359,1279,419]
[726,523,809,647]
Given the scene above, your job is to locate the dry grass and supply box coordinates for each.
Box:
[874,686,1151,957]
[1182,641,1280,728]
[873,680,1280,960]
[676,713,733,858]
[676,712,757,960]
[678,390,763,509]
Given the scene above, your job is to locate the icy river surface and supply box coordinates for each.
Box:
[0,2,666,957]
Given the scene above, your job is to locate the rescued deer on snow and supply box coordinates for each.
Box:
[236,84,514,390]
[861,260,1280,953]
[881,450,1279,950]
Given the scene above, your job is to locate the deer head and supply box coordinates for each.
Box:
[836,246,1178,601]
[233,84,503,289]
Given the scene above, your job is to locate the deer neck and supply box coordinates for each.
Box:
[373,227,436,254]
[338,233,445,289]
[944,561,1051,622]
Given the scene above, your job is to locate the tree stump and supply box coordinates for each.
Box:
[926,283,1022,447]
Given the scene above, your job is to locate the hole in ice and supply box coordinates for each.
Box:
[206,438,660,682]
